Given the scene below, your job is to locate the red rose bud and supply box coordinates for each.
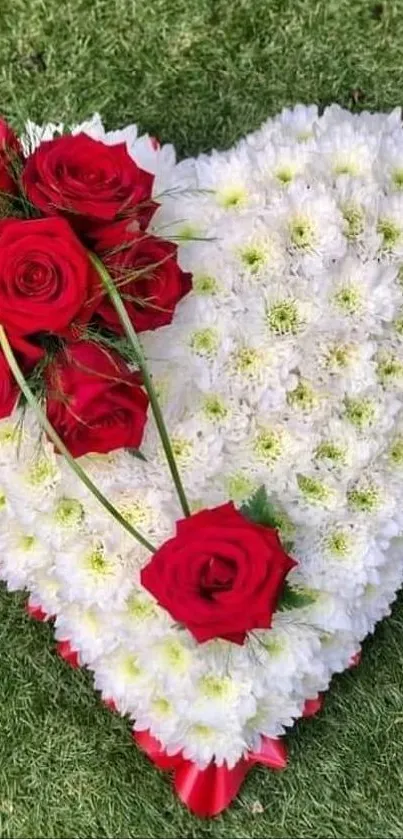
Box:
[0,348,19,420]
[46,341,149,458]
[92,222,192,333]
[22,133,156,229]
[141,502,297,644]
[0,217,100,360]
[0,118,23,196]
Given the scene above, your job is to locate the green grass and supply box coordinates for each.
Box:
[1,0,403,835]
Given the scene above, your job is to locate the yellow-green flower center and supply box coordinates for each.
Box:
[199,675,233,699]
[327,343,353,370]
[287,380,317,411]
[297,474,331,504]
[389,436,403,466]
[333,283,362,315]
[126,594,157,621]
[202,394,228,422]
[233,346,263,376]
[85,545,112,576]
[217,185,247,209]
[152,697,172,717]
[392,169,403,189]
[171,436,193,464]
[347,484,379,512]
[160,639,190,672]
[121,655,142,680]
[377,217,402,249]
[54,497,84,528]
[275,165,296,185]
[342,204,364,240]
[118,499,151,528]
[254,429,283,463]
[289,215,315,249]
[325,529,350,558]
[226,472,256,502]
[377,355,403,386]
[315,440,346,464]
[193,274,218,295]
[189,327,219,357]
[26,458,56,486]
[267,300,301,335]
[344,397,375,430]
[240,243,267,272]
[19,534,36,552]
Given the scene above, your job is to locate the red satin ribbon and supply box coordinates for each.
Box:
[133,729,287,817]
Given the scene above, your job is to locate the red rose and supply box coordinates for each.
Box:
[0,217,100,361]
[46,341,149,458]
[92,222,192,333]
[22,133,156,229]
[141,502,297,644]
[0,349,19,419]
[0,118,22,196]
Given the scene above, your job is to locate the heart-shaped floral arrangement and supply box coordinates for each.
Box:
[1,105,403,817]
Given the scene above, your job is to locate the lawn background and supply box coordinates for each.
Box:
[1,0,403,836]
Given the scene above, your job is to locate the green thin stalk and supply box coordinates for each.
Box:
[90,252,191,518]
[0,326,156,554]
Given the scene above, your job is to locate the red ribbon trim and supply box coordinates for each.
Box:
[132,729,287,817]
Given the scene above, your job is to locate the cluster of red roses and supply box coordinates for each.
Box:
[0,119,191,457]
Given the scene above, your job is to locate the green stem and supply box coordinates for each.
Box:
[0,326,156,554]
[90,252,191,518]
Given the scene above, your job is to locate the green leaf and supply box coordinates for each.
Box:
[127,447,147,462]
[240,485,281,529]
[278,581,317,611]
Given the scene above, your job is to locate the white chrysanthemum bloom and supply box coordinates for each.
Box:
[165,720,248,769]
[334,178,381,252]
[350,548,403,638]
[326,255,400,335]
[315,122,378,180]
[276,104,320,143]
[294,519,385,598]
[277,183,346,271]
[108,585,172,645]
[93,646,156,716]
[54,537,136,609]
[376,193,403,258]
[214,213,288,289]
[249,619,322,694]
[319,631,360,676]
[3,447,61,523]
[378,129,403,192]
[298,331,378,396]
[243,691,303,752]
[28,568,62,617]
[194,146,265,215]
[54,604,119,663]
[0,520,52,591]
[254,140,311,191]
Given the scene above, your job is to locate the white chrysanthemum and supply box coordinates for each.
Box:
[294,519,385,598]
[277,183,346,270]
[54,604,118,663]
[0,520,52,591]
[376,193,403,258]
[54,537,135,609]
[315,122,378,180]
[326,255,400,334]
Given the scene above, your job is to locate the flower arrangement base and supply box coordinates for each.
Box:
[2,106,403,817]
